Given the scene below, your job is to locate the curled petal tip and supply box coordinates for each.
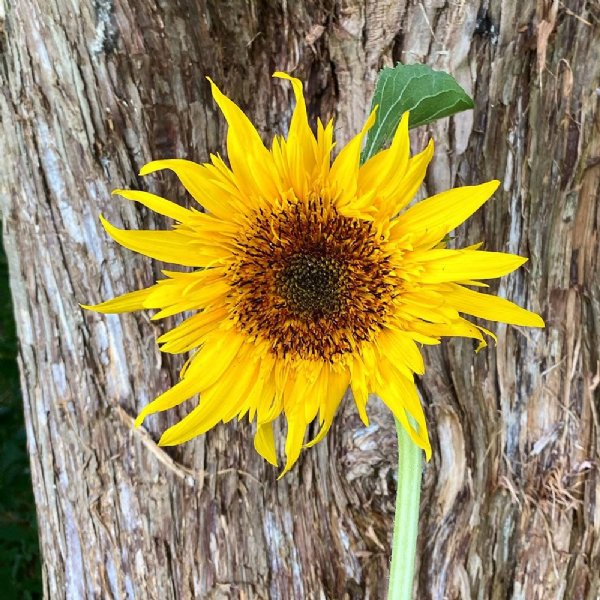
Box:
[424,445,432,462]
[138,162,159,176]
[277,464,292,480]
[485,179,501,194]
[98,213,109,229]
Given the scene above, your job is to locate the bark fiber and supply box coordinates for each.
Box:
[1,0,599,598]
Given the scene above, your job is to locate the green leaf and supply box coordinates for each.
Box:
[362,63,474,162]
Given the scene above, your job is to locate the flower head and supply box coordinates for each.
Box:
[85,73,544,475]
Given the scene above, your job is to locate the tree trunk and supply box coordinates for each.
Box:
[1,0,598,598]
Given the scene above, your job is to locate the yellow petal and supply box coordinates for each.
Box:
[221,356,264,423]
[279,410,308,478]
[375,368,431,460]
[245,354,277,423]
[359,111,410,205]
[415,249,528,283]
[254,421,278,466]
[411,317,485,341]
[100,215,226,267]
[350,357,370,426]
[182,330,246,391]
[360,112,410,184]
[404,330,441,345]
[275,360,331,474]
[157,398,221,446]
[141,271,229,319]
[157,307,228,353]
[357,149,391,194]
[143,274,226,309]
[157,339,254,445]
[330,109,377,207]
[137,331,243,429]
[149,286,228,319]
[391,371,428,433]
[207,78,282,202]
[315,118,334,180]
[302,363,326,423]
[273,72,317,177]
[157,403,211,445]
[305,366,350,448]
[135,374,202,428]
[447,284,545,327]
[396,409,431,460]
[394,181,500,249]
[167,212,240,250]
[377,330,425,375]
[474,324,496,351]
[112,189,192,223]
[140,159,240,220]
[397,297,460,324]
[383,139,434,216]
[81,286,156,314]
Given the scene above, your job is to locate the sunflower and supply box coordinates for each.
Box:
[85,72,544,475]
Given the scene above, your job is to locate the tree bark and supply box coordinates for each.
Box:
[1,0,598,598]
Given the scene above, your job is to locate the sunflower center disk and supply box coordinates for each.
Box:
[277,253,345,317]
[229,198,397,362]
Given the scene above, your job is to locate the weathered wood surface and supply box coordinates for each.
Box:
[1,0,598,598]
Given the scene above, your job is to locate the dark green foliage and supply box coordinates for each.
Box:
[362,63,474,162]
[0,227,42,598]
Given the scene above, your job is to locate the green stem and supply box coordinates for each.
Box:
[387,419,423,600]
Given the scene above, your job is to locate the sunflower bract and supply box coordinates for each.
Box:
[85,72,544,475]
